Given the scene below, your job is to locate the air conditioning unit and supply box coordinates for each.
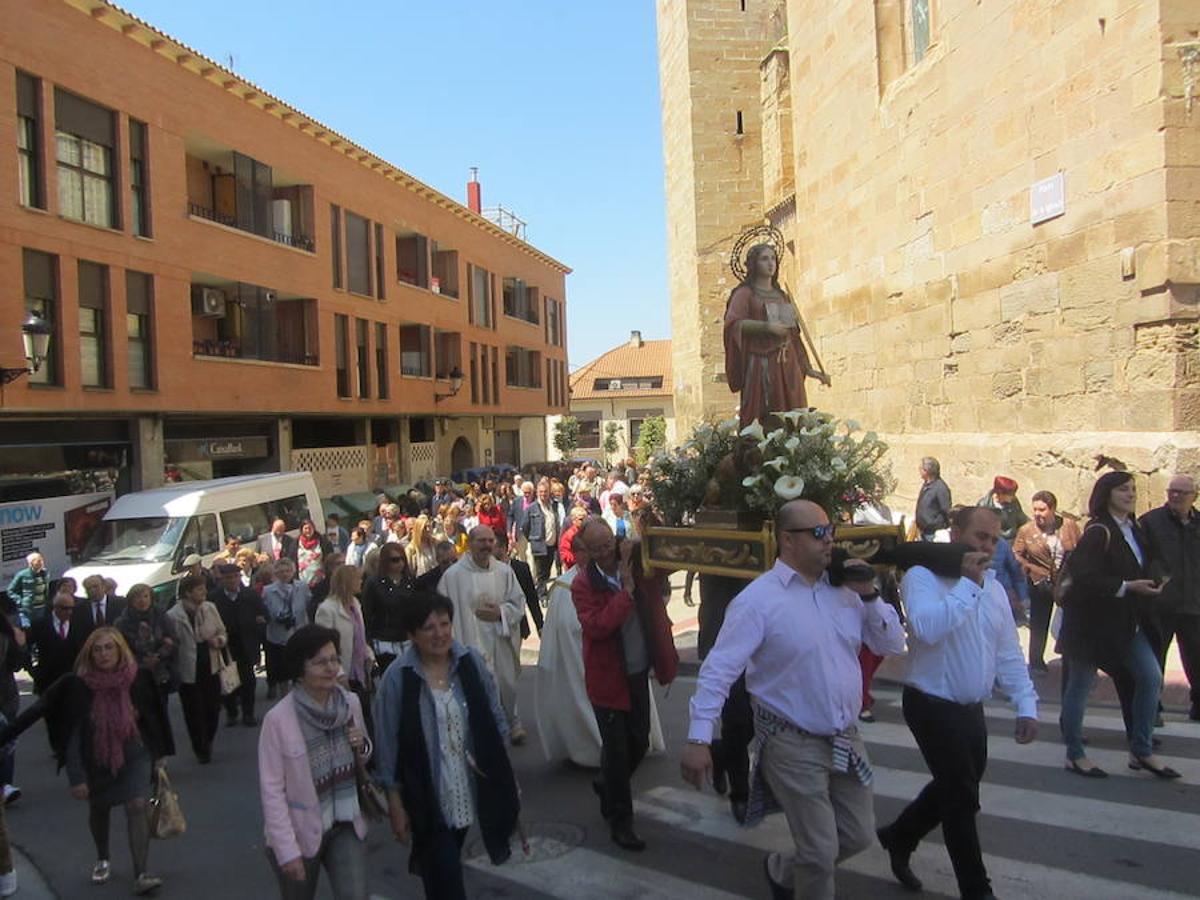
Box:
[192,286,227,317]
[609,379,622,390]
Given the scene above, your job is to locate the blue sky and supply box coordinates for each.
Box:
[119,0,671,371]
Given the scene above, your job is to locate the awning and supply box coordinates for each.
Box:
[332,491,384,520]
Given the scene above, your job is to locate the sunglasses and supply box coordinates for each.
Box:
[782,524,835,540]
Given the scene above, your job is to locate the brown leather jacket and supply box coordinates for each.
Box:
[1013,516,1082,585]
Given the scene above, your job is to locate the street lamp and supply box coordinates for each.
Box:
[2,313,52,385]
[434,366,464,401]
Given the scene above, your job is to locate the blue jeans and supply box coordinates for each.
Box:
[1061,630,1162,760]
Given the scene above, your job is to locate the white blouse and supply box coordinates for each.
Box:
[431,686,474,829]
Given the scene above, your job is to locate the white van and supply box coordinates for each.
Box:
[65,472,323,604]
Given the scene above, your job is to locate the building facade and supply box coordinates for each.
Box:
[658,0,1200,513]
[551,331,675,465]
[1,0,569,501]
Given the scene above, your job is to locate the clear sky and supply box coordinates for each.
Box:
[119,0,671,372]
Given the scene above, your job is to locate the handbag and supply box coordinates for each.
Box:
[147,767,186,839]
[352,736,388,822]
[217,647,241,696]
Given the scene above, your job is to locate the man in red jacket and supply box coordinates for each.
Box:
[572,518,676,852]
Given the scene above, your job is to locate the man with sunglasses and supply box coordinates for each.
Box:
[877,505,1037,899]
[681,499,904,900]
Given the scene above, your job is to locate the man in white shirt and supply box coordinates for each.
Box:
[438,525,528,744]
[877,505,1038,899]
[681,499,905,900]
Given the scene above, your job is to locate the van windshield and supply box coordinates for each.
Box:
[82,517,185,564]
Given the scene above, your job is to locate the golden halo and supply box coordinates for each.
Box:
[730,225,786,282]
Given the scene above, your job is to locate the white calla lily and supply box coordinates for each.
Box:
[742,475,764,487]
[774,475,806,500]
[777,410,805,427]
[784,436,801,452]
[764,456,789,470]
[740,421,765,442]
[831,456,848,472]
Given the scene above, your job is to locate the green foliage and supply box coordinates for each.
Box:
[603,421,623,463]
[553,416,580,460]
[646,418,741,526]
[634,415,667,466]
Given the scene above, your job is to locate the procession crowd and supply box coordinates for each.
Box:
[0,455,1197,900]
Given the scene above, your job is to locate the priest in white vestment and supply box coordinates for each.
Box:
[438,524,528,743]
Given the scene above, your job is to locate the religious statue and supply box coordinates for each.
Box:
[723,234,829,429]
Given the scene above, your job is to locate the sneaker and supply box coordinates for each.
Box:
[133,873,164,895]
[0,869,16,897]
[91,859,111,884]
[858,709,875,723]
[2,785,20,807]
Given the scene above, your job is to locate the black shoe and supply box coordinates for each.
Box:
[1190,705,1200,722]
[1064,759,1108,778]
[730,799,748,824]
[225,712,238,727]
[711,763,728,796]
[1030,661,1049,674]
[1129,756,1182,779]
[877,826,923,891]
[196,752,212,765]
[763,854,790,900]
[610,822,645,852]
[242,714,258,727]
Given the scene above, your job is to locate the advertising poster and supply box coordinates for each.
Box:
[0,492,113,585]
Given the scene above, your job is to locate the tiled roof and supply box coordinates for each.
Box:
[569,339,673,401]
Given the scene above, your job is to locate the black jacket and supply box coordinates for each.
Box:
[71,597,126,643]
[28,614,83,694]
[1057,515,1155,663]
[509,557,542,636]
[1138,505,1200,615]
[915,478,952,534]
[361,575,416,644]
[211,586,267,663]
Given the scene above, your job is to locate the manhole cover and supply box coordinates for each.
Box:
[466,820,586,864]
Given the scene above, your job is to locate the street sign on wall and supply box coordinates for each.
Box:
[1030,172,1066,225]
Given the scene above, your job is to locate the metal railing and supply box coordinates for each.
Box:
[187,203,315,253]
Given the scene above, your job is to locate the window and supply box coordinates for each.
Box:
[355,318,370,398]
[126,270,154,389]
[432,242,459,297]
[16,72,43,209]
[335,314,350,397]
[346,211,371,295]
[593,376,663,391]
[491,348,500,404]
[435,331,462,379]
[577,412,601,450]
[502,277,540,324]
[628,409,664,446]
[396,232,429,289]
[399,324,432,377]
[480,345,491,405]
[129,119,150,237]
[469,343,479,404]
[374,223,386,299]
[911,0,931,63]
[177,514,222,561]
[467,264,492,327]
[375,322,389,400]
[546,297,562,346]
[78,260,109,388]
[330,205,343,289]
[504,346,542,388]
[409,417,434,443]
[232,151,273,239]
[55,89,117,228]
[220,493,310,544]
[23,249,58,385]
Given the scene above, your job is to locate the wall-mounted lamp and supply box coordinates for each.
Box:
[434,366,464,401]
[2,313,53,386]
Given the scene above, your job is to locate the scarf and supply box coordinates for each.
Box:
[348,601,370,684]
[292,687,358,831]
[81,661,140,776]
[298,530,321,551]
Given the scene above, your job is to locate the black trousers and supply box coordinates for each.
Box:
[887,687,991,900]
[1028,581,1054,667]
[221,658,257,718]
[1153,612,1200,707]
[592,670,650,827]
[711,674,752,803]
[533,553,554,587]
[178,673,221,760]
[415,826,468,900]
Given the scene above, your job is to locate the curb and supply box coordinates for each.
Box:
[11,845,57,899]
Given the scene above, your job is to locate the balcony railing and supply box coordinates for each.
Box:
[187,203,315,253]
[193,339,318,367]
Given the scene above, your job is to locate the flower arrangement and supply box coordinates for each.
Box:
[647,409,894,526]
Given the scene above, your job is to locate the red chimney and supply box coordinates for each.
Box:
[467,167,482,214]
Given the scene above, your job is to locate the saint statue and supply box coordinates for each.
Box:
[723,242,829,429]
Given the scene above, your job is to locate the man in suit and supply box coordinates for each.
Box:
[211,564,267,726]
[72,574,125,643]
[28,590,81,695]
[256,518,298,564]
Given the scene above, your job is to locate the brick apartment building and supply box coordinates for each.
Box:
[1,0,569,500]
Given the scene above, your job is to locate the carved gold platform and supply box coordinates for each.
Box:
[641,522,906,581]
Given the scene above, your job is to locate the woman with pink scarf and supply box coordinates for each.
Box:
[58,627,171,894]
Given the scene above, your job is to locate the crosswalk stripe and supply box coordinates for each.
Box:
[860,720,1200,782]
[635,786,1195,900]
[955,699,1200,741]
[463,845,745,899]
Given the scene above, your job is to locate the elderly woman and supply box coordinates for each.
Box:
[263,559,311,700]
[259,625,370,899]
[373,592,519,900]
[113,584,177,761]
[405,516,438,579]
[166,574,228,764]
[1057,472,1171,778]
[59,628,169,893]
[1013,491,1082,672]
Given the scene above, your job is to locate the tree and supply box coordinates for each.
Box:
[635,416,667,465]
[603,421,624,465]
[553,416,580,460]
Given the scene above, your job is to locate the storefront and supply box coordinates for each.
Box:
[163,418,278,481]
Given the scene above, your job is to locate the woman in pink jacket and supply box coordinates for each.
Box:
[258,625,370,899]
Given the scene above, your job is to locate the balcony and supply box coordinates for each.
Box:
[191,276,318,367]
[185,137,315,253]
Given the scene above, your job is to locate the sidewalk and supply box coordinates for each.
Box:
[8,845,56,899]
